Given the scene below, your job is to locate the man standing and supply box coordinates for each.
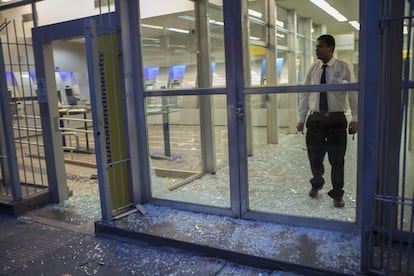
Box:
[296,34,358,208]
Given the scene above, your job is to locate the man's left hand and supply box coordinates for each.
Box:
[348,121,358,134]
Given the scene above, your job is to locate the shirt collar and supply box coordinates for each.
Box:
[319,58,335,68]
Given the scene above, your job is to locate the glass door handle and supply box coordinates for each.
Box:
[236,106,243,121]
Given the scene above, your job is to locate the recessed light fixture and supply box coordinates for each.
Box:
[141,24,163,30]
[166,27,189,34]
[209,19,224,26]
[310,0,348,22]
[248,9,262,19]
[349,21,360,31]
[276,19,285,28]
[178,15,195,21]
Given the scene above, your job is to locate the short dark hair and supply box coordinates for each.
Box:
[317,34,335,50]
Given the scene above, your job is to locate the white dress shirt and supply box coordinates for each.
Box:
[298,58,358,123]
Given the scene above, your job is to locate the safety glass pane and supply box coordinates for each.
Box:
[147,95,229,207]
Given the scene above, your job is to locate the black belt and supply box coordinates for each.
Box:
[311,111,344,117]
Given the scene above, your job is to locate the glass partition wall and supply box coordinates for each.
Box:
[138,0,360,227]
[246,0,360,223]
[141,0,230,208]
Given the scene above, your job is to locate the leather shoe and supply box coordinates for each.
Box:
[334,198,345,208]
[309,188,319,198]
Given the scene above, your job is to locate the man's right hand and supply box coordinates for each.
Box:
[296,122,304,133]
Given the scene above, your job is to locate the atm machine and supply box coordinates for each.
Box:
[56,71,80,106]
[56,71,92,152]
[260,58,285,107]
[144,66,160,106]
[149,65,186,160]
[167,64,186,106]
[260,59,267,108]
[64,85,78,105]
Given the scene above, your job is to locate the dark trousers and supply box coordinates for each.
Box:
[305,112,347,199]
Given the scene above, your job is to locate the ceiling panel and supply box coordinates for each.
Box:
[276,0,359,35]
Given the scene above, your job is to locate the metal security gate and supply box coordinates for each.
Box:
[26,2,133,221]
[0,19,49,213]
[363,0,414,274]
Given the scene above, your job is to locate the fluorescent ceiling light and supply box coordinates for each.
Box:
[142,37,160,42]
[170,44,187,48]
[141,24,163,30]
[276,19,285,28]
[209,19,224,26]
[248,9,262,18]
[143,44,160,47]
[179,15,224,26]
[349,21,360,31]
[178,15,195,21]
[310,0,348,22]
[166,27,190,34]
[249,36,260,40]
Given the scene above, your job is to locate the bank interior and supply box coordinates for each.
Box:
[0,0,399,229]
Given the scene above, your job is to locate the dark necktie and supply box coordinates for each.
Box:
[319,64,328,112]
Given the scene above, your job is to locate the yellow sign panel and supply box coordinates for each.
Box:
[250,44,266,55]
[403,49,411,59]
[99,34,130,210]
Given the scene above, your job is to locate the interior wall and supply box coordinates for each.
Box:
[52,41,89,100]
[0,0,193,36]
[53,41,86,72]
[36,0,98,26]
